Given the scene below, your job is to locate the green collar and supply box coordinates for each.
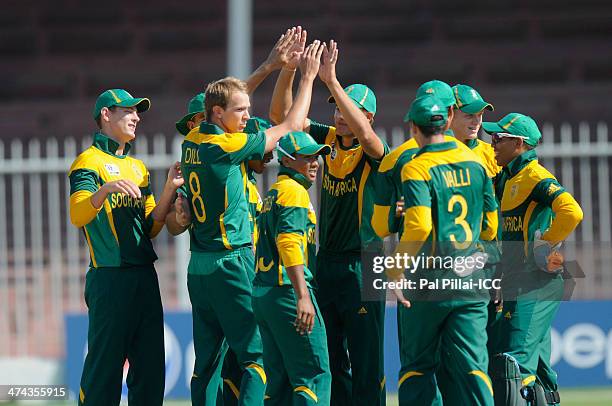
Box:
[93,132,131,157]
[278,166,312,189]
[465,138,479,149]
[415,141,457,157]
[336,135,360,150]
[504,149,537,178]
[199,122,225,135]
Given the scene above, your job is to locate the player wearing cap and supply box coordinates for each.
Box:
[69,89,184,406]
[181,41,324,406]
[252,132,332,405]
[484,114,583,406]
[390,95,498,406]
[372,80,462,241]
[271,40,389,406]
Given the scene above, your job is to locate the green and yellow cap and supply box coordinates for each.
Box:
[328,84,377,114]
[93,89,150,120]
[404,95,449,127]
[482,113,542,146]
[244,116,273,134]
[415,80,456,108]
[452,84,494,114]
[277,131,331,163]
[176,93,205,135]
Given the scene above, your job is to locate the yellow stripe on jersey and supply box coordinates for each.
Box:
[69,190,102,228]
[103,199,119,244]
[185,130,250,153]
[357,163,371,227]
[481,210,498,241]
[379,138,419,173]
[83,228,98,268]
[500,160,557,211]
[523,201,538,256]
[219,187,233,250]
[276,233,304,267]
[274,176,311,208]
[372,204,391,239]
[400,146,482,183]
[542,192,584,244]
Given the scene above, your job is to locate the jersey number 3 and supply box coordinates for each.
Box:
[448,194,472,249]
[189,172,207,223]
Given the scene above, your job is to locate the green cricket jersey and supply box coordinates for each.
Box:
[309,120,389,252]
[180,122,265,252]
[68,132,162,269]
[254,169,317,287]
[247,169,263,245]
[398,141,498,262]
[494,149,582,274]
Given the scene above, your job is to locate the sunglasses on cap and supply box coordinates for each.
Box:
[491,132,528,144]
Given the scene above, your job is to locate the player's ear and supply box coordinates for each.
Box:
[212,105,224,119]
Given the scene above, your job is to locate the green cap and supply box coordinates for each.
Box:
[328,84,377,114]
[415,80,456,108]
[176,93,205,135]
[277,132,331,163]
[404,95,449,127]
[93,89,150,120]
[482,113,542,146]
[244,117,273,134]
[452,84,494,114]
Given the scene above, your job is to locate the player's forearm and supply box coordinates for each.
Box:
[325,79,384,159]
[542,192,584,244]
[269,67,296,124]
[286,264,309,298]
[69,190,102,228]
[150,183,179,223]
[246,61,276,95]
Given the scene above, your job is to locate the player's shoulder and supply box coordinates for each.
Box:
[379,138,419,173]
[69,146,101,174]
[524,159,557,182]
[273,176,310,209]
[400,154,431,182]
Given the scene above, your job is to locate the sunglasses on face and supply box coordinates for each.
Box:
[491,132,528,144]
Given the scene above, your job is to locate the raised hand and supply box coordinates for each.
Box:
[285,26,307,70]
[264,27,298,70]
[167,161,184,189]
[318,40,339,84]
[299,40,324,81]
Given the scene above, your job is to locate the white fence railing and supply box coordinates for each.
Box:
[0,122,611,357]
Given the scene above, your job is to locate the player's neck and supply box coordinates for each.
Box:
[418,134,445,147]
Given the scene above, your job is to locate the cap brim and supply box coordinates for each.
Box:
[328,95,371,112]
[481,121,505,134]
[116,97,151,113]
[175,113,197,136]
[299,144,331,156]
[460,100,494,114]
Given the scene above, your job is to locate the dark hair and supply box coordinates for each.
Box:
[415,123,446,137]
[95,105,117,129]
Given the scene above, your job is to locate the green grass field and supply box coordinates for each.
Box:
[9,386,612,405]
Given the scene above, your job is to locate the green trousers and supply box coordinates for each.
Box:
[315,251,386,406]
[188,248,266,406]
[495,273,564,394]
[397,299,494,406]
[78,266,164,406]
[253,285,331,405]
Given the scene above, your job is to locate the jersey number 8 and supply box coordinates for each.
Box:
[189,172,206,223]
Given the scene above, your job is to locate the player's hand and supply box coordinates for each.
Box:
[264,27,298,70]
[395,196,405,218]
[318,40,338,84]
[175,194,192,227]
[102,179,141,199]
[295,295,315,335]
[285,26,307,70]
[533,230,564,274]
[390,274,411,308]
[299,40,324,81]
[167,161,184,189]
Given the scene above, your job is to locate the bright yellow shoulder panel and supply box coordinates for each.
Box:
[501,160,556,211]
[69,147,99,174]
[379,138,418,173]
[273,177,310,208]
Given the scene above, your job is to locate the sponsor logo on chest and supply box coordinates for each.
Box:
[104,163,121,176]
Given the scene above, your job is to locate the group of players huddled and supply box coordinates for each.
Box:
[69,27,583,406]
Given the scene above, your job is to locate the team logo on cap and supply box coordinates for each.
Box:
[426,88,434,94]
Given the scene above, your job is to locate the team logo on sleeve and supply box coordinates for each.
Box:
[330,142,337,160]
[104,163,121,176]
[510,184,519,199]
[547,183,561,196]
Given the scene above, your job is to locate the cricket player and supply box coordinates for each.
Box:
[69,89,183,406]
[181,41,324,406]
[391,95,498,406]
[484,113,583,405]
[252,131,332,405]
[271,40,389,405]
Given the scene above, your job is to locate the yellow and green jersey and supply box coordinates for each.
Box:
[254,171,317,287]
[465,138,501,178]
[180,122,266,252]
[68,132,162,269]
[372,136,478,240]
[398,141,498,262]
[494,150,582,273]
[309,121,389,252]
[247,170,263,246]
